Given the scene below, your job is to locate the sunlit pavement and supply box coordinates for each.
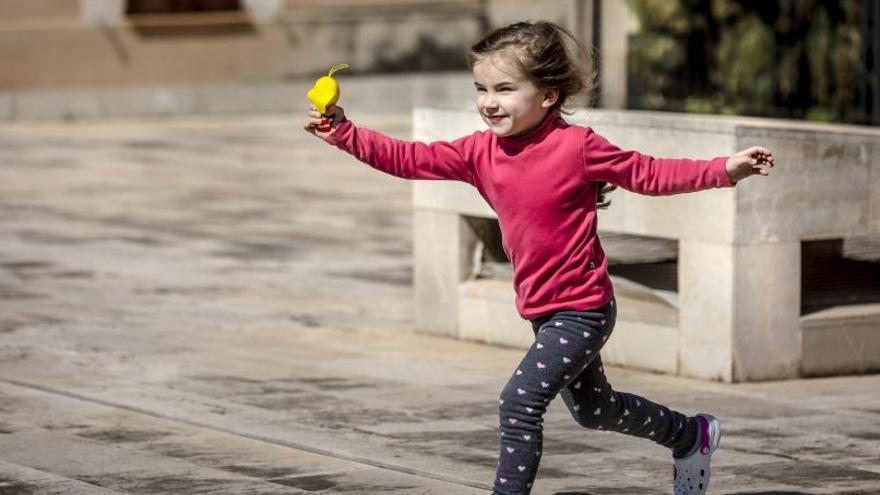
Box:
[1,112,878,494]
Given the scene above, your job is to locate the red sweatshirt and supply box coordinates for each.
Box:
[325,111,734,320]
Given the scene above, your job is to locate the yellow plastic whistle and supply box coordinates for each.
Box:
[307,63,349,116]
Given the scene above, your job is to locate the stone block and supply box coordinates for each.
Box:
[801,303,880,376]
[572,109,738,157]
[413,181,495,219]
[601,319,677,374]
[734,124,880,243]
[562,109,739,244]
[413,107,484,142]
[413,209,477,337]
[412,106,880,382]
[602,275,679,375]
[678,240,734,382]
[458,279,532,349]
[610,276,678,327]
[596,187,735,244]
[731,242,801,381]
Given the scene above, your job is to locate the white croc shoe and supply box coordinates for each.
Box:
[673,413,721,495]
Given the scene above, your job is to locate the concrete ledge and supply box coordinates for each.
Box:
[456,276,680,374]
[598,277,678,374]
[413,105,880,381]
[801,303,880,376]
[458,279,532,349]
[601,320,677,374]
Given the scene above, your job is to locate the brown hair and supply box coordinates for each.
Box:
[467,21,613,209]
[467,21,596,111]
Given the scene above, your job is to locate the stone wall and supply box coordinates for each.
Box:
[0,0,484,91]
[412,104,880,382]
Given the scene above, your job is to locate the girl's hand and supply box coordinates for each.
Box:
[725,146,775,184]
[304,104,345,140]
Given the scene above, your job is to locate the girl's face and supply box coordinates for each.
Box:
[472,51,558,138]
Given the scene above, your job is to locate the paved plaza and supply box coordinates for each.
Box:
[0,111,879,494]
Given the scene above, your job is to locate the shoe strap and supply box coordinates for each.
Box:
[697,416,711,455]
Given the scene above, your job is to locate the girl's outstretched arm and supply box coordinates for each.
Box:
[305,105,475,184]
[582,127,737,195]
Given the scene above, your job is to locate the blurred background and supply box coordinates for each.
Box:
[2,0,878,124]
[4,5,880,492]
[2,0,879,372]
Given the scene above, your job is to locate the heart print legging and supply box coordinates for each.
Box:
[492,297,698,494]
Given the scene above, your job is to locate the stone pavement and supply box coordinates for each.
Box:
[0,111,878,494]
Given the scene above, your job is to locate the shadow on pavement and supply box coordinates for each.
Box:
[726,492,821,495]
[555,492,822,495]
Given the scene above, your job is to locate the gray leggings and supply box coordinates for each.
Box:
[492,297,697,495]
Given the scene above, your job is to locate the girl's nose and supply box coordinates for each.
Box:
[482,98,499,113]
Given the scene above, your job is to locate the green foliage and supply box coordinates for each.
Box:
[714,13,776,113]
[625,0,865,124]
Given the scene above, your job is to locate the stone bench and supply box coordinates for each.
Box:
[411,105,880,382]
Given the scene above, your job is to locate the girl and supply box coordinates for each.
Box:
[305,21,773,495]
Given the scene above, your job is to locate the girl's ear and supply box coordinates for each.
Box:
[541,88,560,109]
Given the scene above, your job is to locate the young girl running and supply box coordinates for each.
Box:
[305,21,773,495]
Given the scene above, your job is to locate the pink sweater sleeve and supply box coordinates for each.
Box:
[582,127,734,195]
[324,119,475,184]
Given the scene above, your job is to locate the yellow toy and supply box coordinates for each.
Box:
[307,63,349,131]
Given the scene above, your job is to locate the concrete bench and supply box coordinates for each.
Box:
[411,105,880,382]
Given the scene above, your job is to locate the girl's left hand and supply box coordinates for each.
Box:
[725,146,774,184]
